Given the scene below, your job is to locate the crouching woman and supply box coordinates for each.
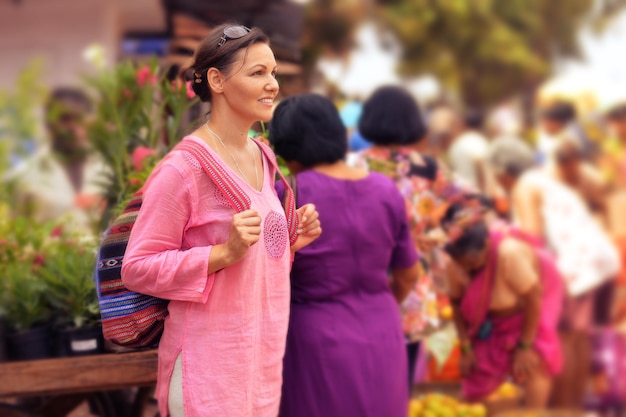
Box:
[442,202,563,408]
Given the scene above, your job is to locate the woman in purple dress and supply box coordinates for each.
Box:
[271,94,421,417]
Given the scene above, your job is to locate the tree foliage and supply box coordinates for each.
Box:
[303,0,626,107]
[378,0,626,106]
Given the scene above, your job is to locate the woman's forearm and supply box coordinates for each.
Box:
[391,263,420,303]
[207,243,239,274]
[519,284,542,345]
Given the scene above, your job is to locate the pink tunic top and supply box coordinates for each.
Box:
[121,136,291,417]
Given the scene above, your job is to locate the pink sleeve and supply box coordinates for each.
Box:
[121,162,215,303]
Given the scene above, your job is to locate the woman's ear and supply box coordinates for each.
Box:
[207,68,225,95]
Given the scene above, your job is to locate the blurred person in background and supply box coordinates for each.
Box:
[442,200,563,408]
[424,102,461,162]
[7,87,108,234]
[602,102,626,189]
[537,101,595,164]
[271,93,420,417]
[448,109,493,194]
[351,86,467,389]
[603,102,626,322]
[489,136,620,409]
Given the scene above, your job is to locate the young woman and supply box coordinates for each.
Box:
[270,94,421,417]
[351,86,467,387]
[121,24,321,417]
[442,201,563,408]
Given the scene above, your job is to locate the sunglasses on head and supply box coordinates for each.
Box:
[217,26,251,48]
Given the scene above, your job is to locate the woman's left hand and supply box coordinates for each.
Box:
[512,347,539,383]
[291,204,321,252]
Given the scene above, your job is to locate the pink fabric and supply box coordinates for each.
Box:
[460,227,563,401]
[121,136,292,417]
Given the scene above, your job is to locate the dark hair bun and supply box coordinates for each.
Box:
[190,70,211,102]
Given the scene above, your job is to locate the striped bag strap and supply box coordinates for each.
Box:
[251,138,299,246]
[175,140,251,213]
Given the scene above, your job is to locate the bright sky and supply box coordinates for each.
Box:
[558,8,626,108]
[319,11,626,107]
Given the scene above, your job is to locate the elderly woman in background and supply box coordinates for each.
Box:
[270,94,421,417]
[351,86,467,387]
[442,199,563,407]
[489,136,620,409]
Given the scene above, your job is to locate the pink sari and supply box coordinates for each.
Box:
[460,227,563,401]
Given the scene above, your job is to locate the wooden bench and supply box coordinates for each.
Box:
[0,350,158,417]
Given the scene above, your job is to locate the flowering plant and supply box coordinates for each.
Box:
[0,216,56,331]
[85,59,199,228]
[0,214,100,331]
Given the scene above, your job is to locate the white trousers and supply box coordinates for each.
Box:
[168,352,185,417]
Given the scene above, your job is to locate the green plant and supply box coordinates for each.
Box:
[1,264,51,332]
[0,217,55,332]
[0,216,101,331]
[84,59,199,228]
[0,59,47,210]
[35,232,100,329]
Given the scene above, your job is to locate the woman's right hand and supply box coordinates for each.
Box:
[226,210,262,263]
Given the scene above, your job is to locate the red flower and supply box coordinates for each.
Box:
[170,79,195,99]
[131,146,157,171]
[136,66,157,87]
[50,225,63,238]
[33,253,45,267]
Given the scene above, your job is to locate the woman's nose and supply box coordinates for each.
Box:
[266,76,279,91]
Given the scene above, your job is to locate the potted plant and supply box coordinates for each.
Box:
[0,217,57,361]
[35,228,103,357]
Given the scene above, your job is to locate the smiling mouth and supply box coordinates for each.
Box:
[259,98,274,104]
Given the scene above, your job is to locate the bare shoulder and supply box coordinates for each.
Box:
[498,237,536,264]
[516,170,542,192]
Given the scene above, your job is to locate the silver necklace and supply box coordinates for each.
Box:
[206,124,260,191]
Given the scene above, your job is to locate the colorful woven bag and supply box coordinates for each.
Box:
[96,138,298,348]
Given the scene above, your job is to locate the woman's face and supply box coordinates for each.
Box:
[221,42,279,123]
[453,243,489,276]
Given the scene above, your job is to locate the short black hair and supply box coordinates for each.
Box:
[464,108,484,130]
[441,202,489,259]
[358,86,426,145]
[46,87,92,115]
[270,94,347,168]
[540,101,576,123]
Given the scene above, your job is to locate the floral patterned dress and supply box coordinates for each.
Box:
[351,147,466,341]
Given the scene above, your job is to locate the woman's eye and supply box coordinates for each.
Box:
[252,71,262,76]
[271,71,277,78]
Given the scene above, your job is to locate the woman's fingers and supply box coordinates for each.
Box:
[234,210,262,226]
[297,204,319,232]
